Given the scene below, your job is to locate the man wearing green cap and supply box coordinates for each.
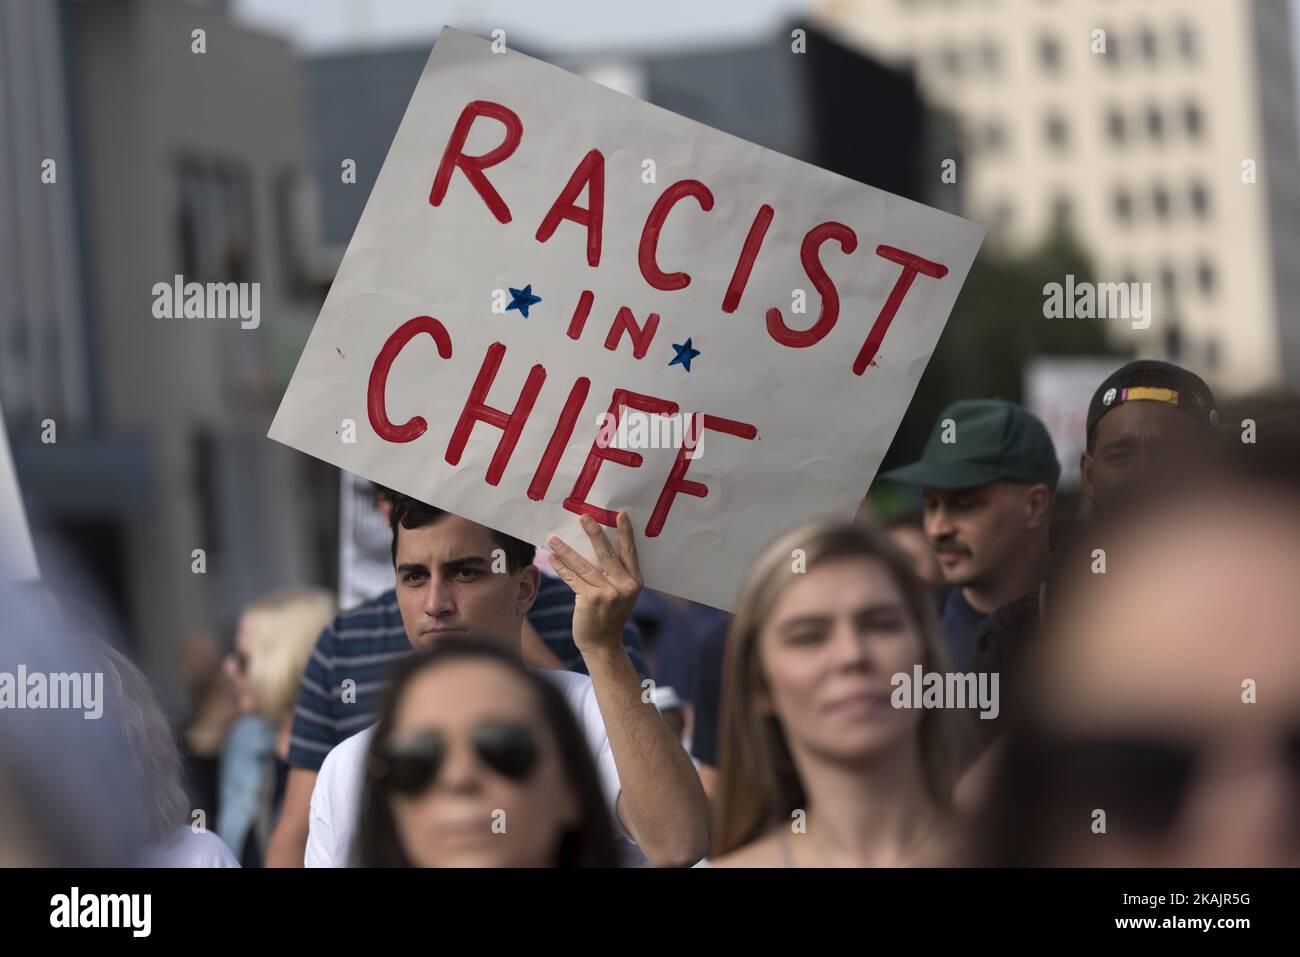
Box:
[881,400,1059,669]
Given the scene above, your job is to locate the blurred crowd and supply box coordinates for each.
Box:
[2,358,1298,868]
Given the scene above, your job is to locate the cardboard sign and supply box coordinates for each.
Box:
[269,27,984,611]
[338,470,398,610]
[1025,357,1126,488]
[0,400,40,583]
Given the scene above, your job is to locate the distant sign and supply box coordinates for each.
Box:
[337,471,394,610]
[0,401,39,583]
[269,28,984,610]
[1025,356,1127,488]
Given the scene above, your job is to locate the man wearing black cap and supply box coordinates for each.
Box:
[881,399,1059,669]
[1082,360,1219,513]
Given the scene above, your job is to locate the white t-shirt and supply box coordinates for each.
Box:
[305,668,644,867]
[144,827,240,868]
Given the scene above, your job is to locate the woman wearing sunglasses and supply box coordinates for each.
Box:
[357,639,620,867]
[711,520,969,867]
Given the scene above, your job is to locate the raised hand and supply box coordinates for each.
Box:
[547,511,643,655]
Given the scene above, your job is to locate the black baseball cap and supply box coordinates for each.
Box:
[1086,360,1218,450]
[881,399,1060,491]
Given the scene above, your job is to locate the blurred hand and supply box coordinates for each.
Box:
[547,512,643,656]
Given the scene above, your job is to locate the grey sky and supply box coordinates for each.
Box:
[232,0,815,55]
[233,0,1300,159]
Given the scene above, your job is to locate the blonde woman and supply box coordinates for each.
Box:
[712,520,970,867]
[219,586,336,864]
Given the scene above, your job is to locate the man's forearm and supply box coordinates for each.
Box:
[264,767,316,867]
[581,644,710,867]
[264,817,308,868]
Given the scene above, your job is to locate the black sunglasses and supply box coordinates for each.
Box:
[370,722,539,796]
[1011,727,1300,837]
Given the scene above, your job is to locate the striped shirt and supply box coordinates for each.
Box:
[286,576,650,771]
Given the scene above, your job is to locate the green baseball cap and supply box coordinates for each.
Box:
[881,399,1060,490]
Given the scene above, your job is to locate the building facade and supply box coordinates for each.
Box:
[816,0,1300,392]
[3,0,334,708]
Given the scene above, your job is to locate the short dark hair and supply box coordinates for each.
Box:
[388,495,536,573]
[356,639,620,868]
[885,508,925,532]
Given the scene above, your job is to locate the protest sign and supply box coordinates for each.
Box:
[1025,356,1126,488]
[269,27,984,610]
[338,470,397,609]
[0,400,39,583]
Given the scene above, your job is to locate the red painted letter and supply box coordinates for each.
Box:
[527,376,590,501]
[766,222,858,348]
[638,179,714,291]
[367,316,453,443]
[446,342,546,486]
[566,290,595,341]
[535,149,604,267]
[564,390,680,526]
[604,306,660,360]
[722,203,774,314]
[853,245,949,375]
[646,414,758,537]
[429,100,523,224]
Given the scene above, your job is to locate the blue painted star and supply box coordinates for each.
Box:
[505,284,541,318]
[669,337,701,372]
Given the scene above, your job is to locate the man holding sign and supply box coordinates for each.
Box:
[271,27,983,866]
[306,497,708,867]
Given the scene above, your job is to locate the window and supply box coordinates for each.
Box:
[1164,323,1182,362]
[1051,194,1073,228]
[1045,112,1069,149]
[1039,34,1062,72]
[1146,104,1164,140]
[1107,108,1127,143]
[1190,180,1210,219]
[176,159,254,282]
[1152,183,1171,220]
[1184,101,1203,139]
[941,45,963,75]
[1160,264,1177,299]
[983,120,1007,152]
[1177,23,1198,61]
[1139,26,1158,63]
[1196,258,1216,295]
[981,40,1001,74]
[1114,187,1133,223]
[1105,30,1122,68]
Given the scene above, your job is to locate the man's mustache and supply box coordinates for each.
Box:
[931,537,970,555]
